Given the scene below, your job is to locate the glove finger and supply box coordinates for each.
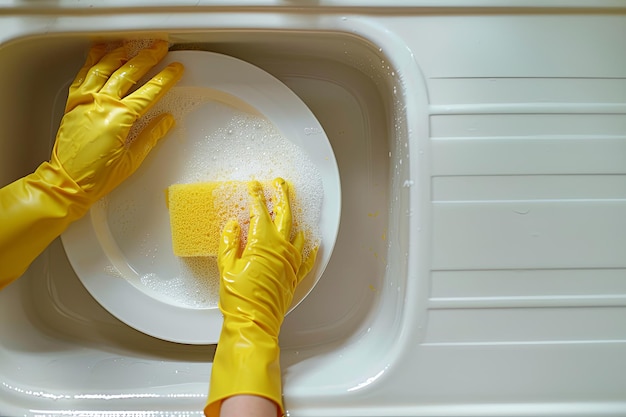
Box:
[126,113,175,172]
[218,219,241,274]
[78,46,127,96]
[100,40,169,99]
[122,62,184,118]
[247,180,272,244]
[297,244,319,285]
[66,44,108,109]
[272,177,292,240]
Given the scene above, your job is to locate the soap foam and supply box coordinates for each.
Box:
[123,38,164,59]
[130,84,324,256]
[108,66,323,308]
[126,86,213,145]
[183,113,323,259]
[102,38,169,59]
[140,257,220,308]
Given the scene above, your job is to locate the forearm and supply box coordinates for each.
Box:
[0,162,90,288]
[221,395,278,417]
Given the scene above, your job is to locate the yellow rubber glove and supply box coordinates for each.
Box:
[0,41,184,288]
[205,178,318,417]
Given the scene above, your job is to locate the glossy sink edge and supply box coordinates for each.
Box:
[0,12,427,415]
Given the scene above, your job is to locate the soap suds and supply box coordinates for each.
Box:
[105,52,323,308]
[183,112,323,258]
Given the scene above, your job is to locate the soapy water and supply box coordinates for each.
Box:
[128,86,324,254]
[118,92,323,308]
[105,40,324,308]
[183,113,323,253]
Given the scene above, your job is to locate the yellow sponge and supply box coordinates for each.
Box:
[167,180,294,257]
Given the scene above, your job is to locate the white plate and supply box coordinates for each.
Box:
[61,51,341,345]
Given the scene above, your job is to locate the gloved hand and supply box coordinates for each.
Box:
[205,178,318,417]
[0,40,184,288]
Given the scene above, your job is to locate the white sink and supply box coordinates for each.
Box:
[1,4,626,417]
[0,12,414,416]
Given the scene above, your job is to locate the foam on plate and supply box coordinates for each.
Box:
[108,81,323,308]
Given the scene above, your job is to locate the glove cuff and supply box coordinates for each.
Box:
[205,318,283,417]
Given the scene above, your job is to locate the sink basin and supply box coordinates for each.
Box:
[0,13,414,416]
